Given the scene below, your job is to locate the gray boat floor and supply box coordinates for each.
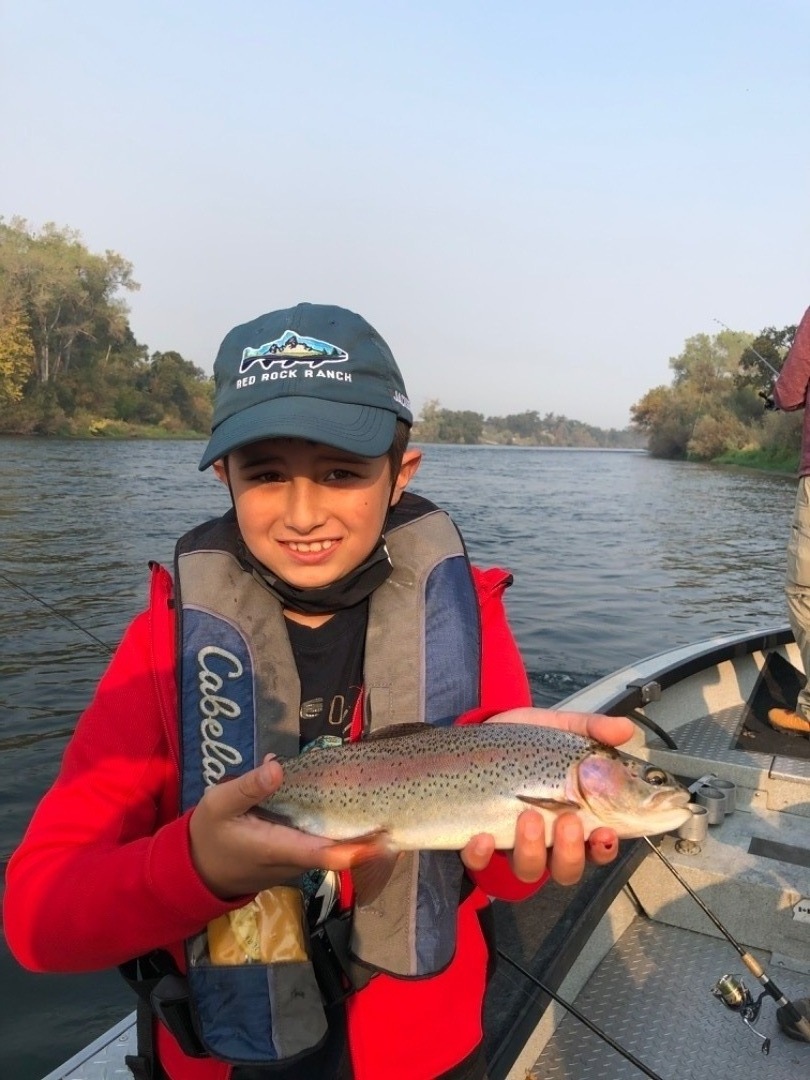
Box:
[526,915,810,1080]
[41,1013,137,1080]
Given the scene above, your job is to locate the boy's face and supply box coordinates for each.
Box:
[214,439,422,590]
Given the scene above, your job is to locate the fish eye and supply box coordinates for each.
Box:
[645,767,668,786]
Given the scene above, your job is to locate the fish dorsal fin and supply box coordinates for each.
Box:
[517,795,580,812]
[366,722,434,741]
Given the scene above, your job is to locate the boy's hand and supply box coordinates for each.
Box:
[460,708,634,886]
[189,756,381,900]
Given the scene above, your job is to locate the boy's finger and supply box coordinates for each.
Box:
[460,833,496,872]
[510,810,547,882]
[584,714,634,746]
[548,813,586,886]
[587,827,619,866]
[209,758,285,816]
[484,707,634,747]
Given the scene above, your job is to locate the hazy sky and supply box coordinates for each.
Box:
[3,1,808,429]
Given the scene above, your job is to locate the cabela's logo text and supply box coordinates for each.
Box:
[197,645,244,787]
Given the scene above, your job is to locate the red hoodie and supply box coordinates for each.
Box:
[5,562,542,1080]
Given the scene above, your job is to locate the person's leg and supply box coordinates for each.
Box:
[772,477,810,733]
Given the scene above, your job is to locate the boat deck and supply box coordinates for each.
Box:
[526,916,810,1080]
[41,1013,136,1080]
[502,636,810,1079]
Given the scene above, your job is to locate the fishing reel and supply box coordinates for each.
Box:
[711,974,770,1055]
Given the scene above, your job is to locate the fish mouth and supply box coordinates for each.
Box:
[650,802,693,834]
[656,788,691,808]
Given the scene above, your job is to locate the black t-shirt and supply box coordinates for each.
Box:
[284,600,368,752]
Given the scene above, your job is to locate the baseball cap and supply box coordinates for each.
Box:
[199,303,412,470]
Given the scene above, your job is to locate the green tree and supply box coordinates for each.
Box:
[412,401,483,444]
[0,303,35,405]
[0,217,138,384]
[631,385,696,458]
[140,350,213,432]
[737,324,796,394]
[631,330,758,459]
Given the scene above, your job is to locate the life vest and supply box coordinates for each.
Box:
[174,494,482,1065]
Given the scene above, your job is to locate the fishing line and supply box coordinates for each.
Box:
[0,569,113,655]
[643,836,810,1042]
[712,318,781,379]
[496,948,666,1080]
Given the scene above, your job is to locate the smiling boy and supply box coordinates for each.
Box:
[5,303,631,1080]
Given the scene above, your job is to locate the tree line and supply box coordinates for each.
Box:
[412,399,644,447]
[0,217,213,437]
[629,324,800,470]
[0,218,644,447]
[8,217,785,460]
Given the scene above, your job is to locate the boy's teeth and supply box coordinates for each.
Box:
[289,540,333,552]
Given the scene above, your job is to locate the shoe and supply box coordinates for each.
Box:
[767,707,810,736]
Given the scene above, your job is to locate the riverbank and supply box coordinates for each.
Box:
[0,420,208,440]
[712,447,799,474]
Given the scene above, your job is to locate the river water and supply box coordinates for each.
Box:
[0,438,799,1077]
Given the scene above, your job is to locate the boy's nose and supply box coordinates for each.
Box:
[283,479,327,532]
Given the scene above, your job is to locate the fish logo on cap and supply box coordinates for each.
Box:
[240,331,349,374]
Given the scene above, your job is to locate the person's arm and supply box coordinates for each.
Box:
[3,606,241,973]
[774,306,810,411]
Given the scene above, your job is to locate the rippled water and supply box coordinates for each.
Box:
[0,438,798,1076]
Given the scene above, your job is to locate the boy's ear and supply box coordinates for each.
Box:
[390,448,422,505]
[212,458,229,485]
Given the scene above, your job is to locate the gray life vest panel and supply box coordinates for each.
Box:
[175,496,481,1064]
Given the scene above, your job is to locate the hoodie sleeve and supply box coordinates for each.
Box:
[774,306,810,412]
[3,573,243,974]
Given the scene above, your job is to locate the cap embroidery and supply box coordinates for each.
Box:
[240,331,349,374]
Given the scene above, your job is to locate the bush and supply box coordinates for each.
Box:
[687,414,751,460]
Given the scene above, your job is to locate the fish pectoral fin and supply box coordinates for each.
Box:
[517,795,580,812]
[250,806,295,827]
[350,850,402,908]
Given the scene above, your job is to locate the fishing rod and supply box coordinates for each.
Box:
[497,948,666,1080]
[0,569,113,655]
[712,318,781,379]
[643,836,810,1043]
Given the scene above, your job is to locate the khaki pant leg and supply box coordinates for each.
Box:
[785,476,810,719]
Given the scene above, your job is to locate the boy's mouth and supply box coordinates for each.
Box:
[285,539,337,553]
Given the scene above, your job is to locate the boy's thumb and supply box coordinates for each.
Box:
[225,756,284,812]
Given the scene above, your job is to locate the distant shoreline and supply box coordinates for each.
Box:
[2,432,791,475]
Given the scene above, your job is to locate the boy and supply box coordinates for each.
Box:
[5,303,632,1080]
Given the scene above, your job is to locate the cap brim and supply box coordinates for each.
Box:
[199,397,398,470]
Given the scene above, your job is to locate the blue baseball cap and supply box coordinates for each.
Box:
[199,303,413,470]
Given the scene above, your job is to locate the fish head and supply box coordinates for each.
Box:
[574,747,692,838]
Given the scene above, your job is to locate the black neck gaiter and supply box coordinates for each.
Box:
[239,537,393,615]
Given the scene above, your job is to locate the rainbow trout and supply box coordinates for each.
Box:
[255,723,691,900]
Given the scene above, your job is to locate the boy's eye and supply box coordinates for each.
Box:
[326,468,359,481]
[245,469,283,483]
